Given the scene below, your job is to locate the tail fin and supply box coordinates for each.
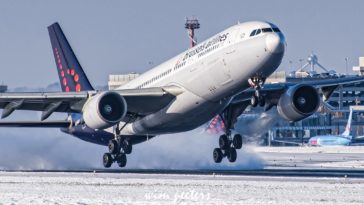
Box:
[341,107,353,138]
[48,22,94,92]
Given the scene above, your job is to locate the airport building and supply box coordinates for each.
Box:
[108,73,140,90]
[0,83,7,93]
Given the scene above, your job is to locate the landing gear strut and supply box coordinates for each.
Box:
[249,76,266,107]
[103,121,133,168]
[212,102,248,163]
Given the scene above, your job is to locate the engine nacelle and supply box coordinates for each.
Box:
[83,91,127,129]
[277,84,320,122]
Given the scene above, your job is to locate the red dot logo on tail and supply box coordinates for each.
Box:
[74,74,79,82]
[76,83,81,92]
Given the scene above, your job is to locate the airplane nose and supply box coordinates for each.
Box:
[266,34,285,54]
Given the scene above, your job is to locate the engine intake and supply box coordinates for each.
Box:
[83,91,127,129]
[277,84,320,122]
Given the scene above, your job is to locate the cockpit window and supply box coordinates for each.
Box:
[250,27,279,38]
[250,30,256,37]
[272,27,281,32]
[262,28,273,33]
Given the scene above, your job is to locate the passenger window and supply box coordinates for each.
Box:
[256,29,261,35]
[250,30,256,37]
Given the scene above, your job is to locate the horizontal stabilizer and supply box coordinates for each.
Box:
[0,120,73,128]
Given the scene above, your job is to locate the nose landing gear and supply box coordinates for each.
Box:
[249,76,266,107]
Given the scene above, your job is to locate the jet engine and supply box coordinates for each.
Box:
[277,84,320,122]
[83,91,127,129]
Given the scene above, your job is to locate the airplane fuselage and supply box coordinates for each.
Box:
[119,21,285,136]
[308,135,352,146]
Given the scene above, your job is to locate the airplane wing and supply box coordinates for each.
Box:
[221,75,364,131]
[0,85,183,121]
[0,22,184,127]
[232,75,364,104]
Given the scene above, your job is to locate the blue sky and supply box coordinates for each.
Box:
[0,0,363,88]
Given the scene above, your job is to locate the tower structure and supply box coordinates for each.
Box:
[185,17,200,48]
[297,52,329,73]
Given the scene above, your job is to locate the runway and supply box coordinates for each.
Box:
[0,170,363,204]
[1,146,364,204]
[4,168,364,178]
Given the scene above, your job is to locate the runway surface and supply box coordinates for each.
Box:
[0,171,363,204]
[4,168,364,178]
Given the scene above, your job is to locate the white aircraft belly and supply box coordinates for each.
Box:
[121,90,230,135]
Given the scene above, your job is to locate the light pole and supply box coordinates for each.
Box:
[345,57,349,75]
[289,60,293,70]
[299,58,304,69]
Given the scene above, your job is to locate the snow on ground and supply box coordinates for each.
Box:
[253,146,364,169]
[253,146,364,154]
[0,172,363,205]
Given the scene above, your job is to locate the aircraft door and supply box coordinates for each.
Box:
[209,58,232,87]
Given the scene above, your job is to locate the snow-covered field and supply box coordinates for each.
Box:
[254,146,364,169]
[0,172,363,205]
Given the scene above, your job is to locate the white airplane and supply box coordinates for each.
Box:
[308,108,353,146]
[0,21,363,168]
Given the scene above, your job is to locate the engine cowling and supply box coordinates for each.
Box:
[277,84,320,122]
[83,91,127,129]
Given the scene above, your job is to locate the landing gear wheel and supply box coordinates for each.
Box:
[233,134,243,149]
[103,153,113,168]
[122,140,132,154]
[213,148,223,163]
[227,148,237,163]
[219,134,229,150]
[115,153,127,167]
[251,95,258,107]
[108,139,119,155]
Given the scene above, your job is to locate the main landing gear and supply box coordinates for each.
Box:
[213,102,248,163]
[103,123,133,168]
[213,132,243,163]
[102,136,132,168]
[249,76,266,107]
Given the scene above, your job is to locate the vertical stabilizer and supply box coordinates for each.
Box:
[341,108,353,138]
[48,22,94,92]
